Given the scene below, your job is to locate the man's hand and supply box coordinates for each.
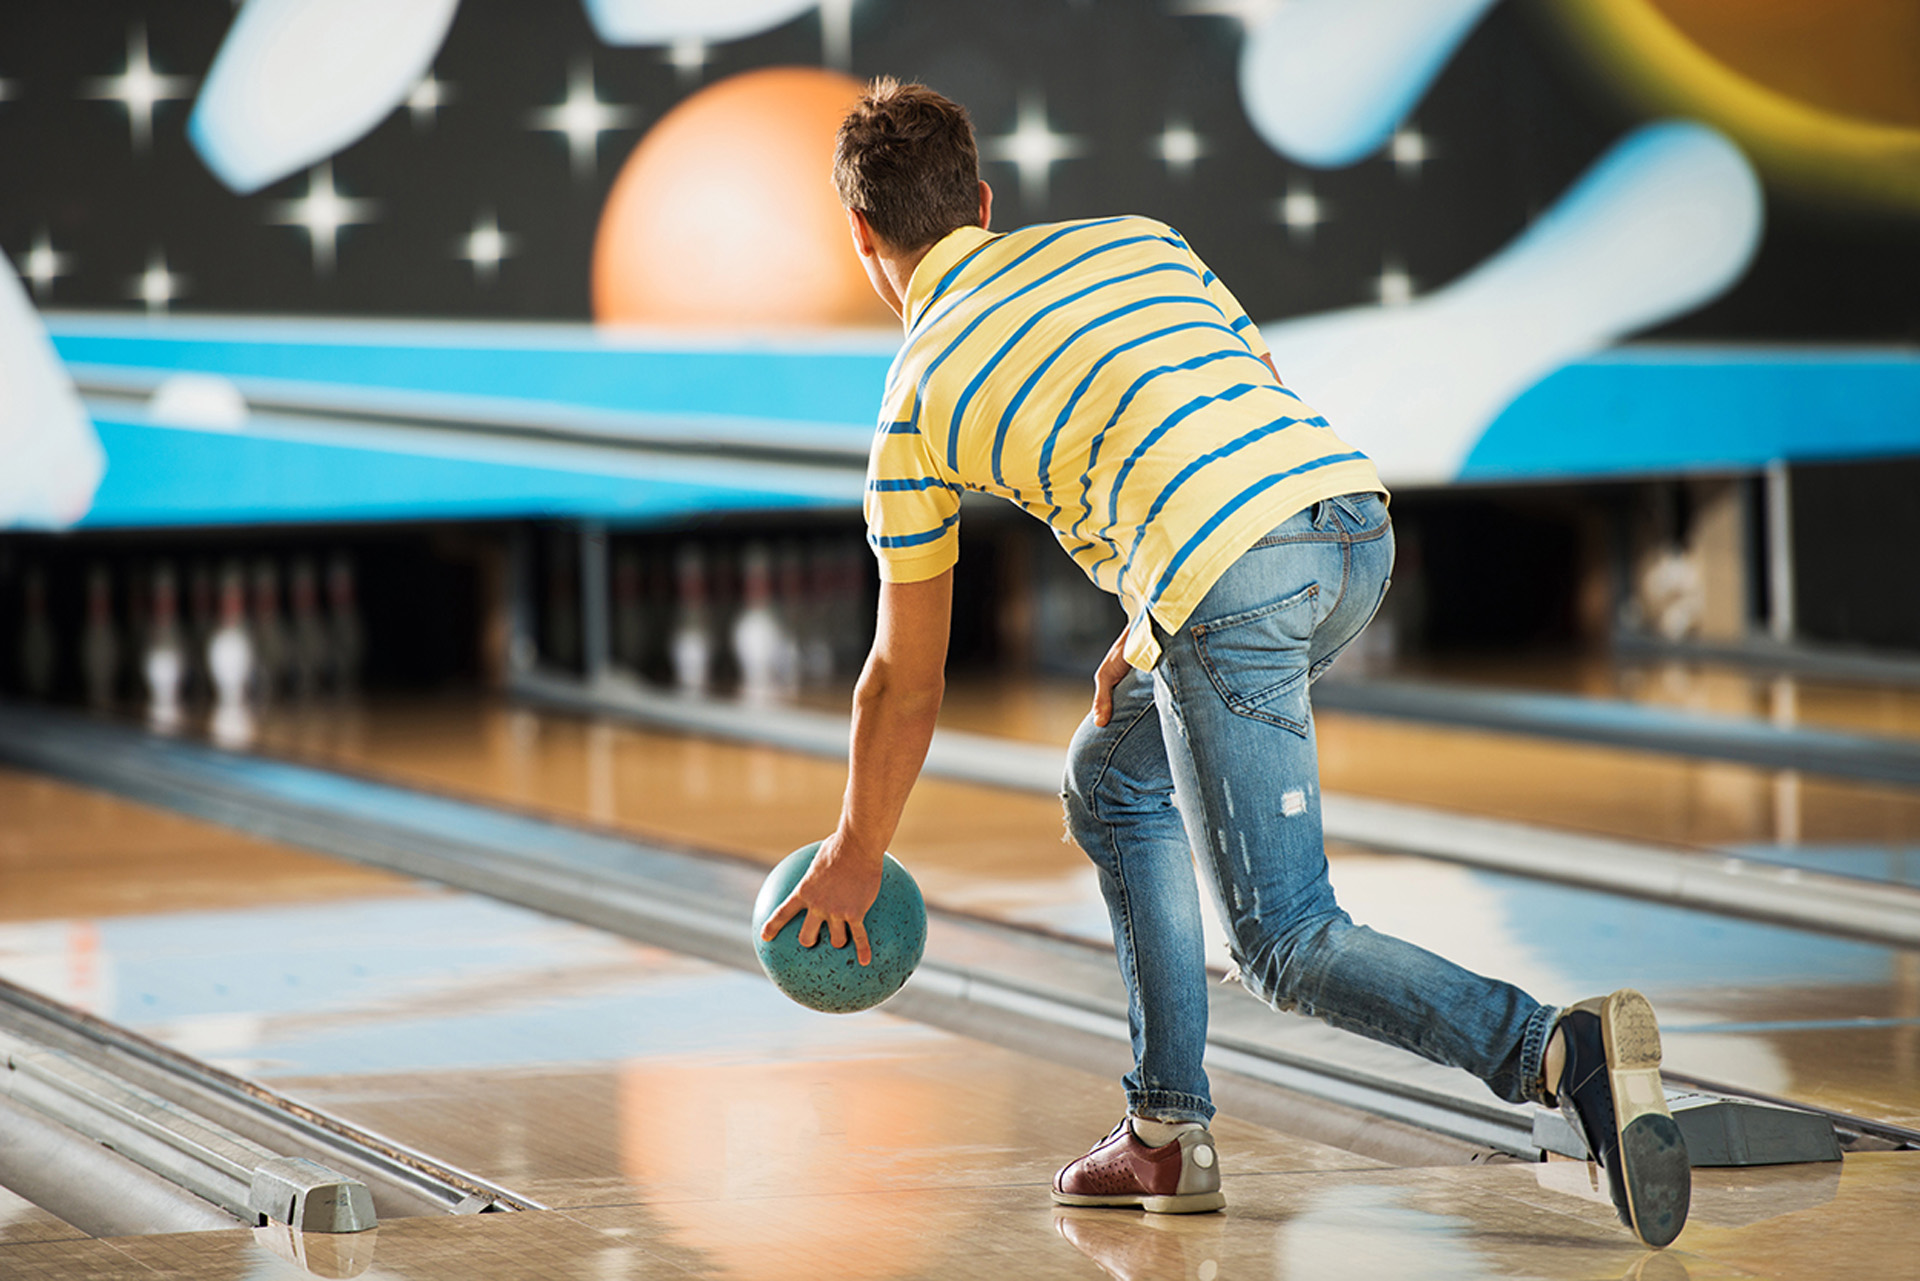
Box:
[759,570,953,967]
[759,835,884,966]
[1091,625,1132,727]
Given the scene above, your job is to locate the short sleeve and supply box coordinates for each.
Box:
[864,406,962,584]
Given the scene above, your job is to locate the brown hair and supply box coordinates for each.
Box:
[833,78,981,251]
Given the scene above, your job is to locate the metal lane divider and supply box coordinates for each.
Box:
[0,977,542,1228]
[1,1030,374,1233]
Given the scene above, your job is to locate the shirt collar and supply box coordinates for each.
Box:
[902,226,996,332]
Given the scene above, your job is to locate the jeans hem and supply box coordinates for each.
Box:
[1125,1090,1215,1125]
[1519,1003,1563,1105]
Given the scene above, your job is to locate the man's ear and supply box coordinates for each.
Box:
[846,206,879,259]
[977,180,993,230]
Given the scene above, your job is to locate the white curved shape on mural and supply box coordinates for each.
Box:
[1240,0,1499,167]
[190,0,461,194]
[149,373,251,432]
[0,257,104,528]
[582,0,816,44]
[1265,122,1764,486]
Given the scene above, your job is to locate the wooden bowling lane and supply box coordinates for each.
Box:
[1392,649,1920,742]
[7,1148,1918,1280]
[0,766,421,923]
[930,674,1920,867]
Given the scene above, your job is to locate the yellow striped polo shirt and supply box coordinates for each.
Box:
[865,215,1385,669]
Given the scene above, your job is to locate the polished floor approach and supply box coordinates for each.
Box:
[1,669,1918,1279]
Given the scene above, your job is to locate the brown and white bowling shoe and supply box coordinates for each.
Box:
[1051,1118,1226,1214]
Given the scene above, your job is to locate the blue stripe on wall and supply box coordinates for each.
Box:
[1462,347,1920,480]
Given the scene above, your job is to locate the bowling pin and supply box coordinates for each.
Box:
[19,565,56,698]
[671,543,711,693]
[1239,0,1499,167]
[326,553,364,693]
[250,558,287,702]
[0,251,103,527]
[1262,122,1761,485]
[208,563,256,747]
[732,541,783,701]
[287,557,327,699]
[82,564,118,710]
[190,0,461,194]
[144,562,185,731]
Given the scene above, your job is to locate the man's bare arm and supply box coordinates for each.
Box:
[759,569,953,964]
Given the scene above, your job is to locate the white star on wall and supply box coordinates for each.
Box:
[22,229,76,300]
[1152,121,1209,181]
[983,94,1088,210]
[83,24,195,153]
[528,61,640,182]
[1275,180,1328,243]
[269,162,379,276]
[1374,258,1415,306]
[1390,125,1432,177]
[129,249,186,315]
[457,210,518,285]
[407,71,453,130]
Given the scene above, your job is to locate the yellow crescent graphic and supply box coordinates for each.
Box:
[1552,0,1920,211]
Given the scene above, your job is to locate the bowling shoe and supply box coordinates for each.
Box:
[1051,1118,1225,1214]
[1554,989,1691,1248]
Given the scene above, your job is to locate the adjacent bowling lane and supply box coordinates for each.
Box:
[1388,650,1920,742]
[0,766,423,923]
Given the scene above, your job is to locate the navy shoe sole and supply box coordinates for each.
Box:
[1601,989,1692,1249]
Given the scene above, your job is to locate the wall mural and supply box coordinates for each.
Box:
[1,0,1914,526]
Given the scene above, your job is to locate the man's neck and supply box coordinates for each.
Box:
[875,242,934,323]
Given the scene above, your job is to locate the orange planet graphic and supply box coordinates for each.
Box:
[593,67,896,329]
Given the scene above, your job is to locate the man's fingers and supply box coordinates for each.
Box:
[829,917,849,950]
[798,909,823,949]
[760,891,803,942]
[852,920,872,967]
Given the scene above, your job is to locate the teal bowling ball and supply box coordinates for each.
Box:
[752,842,926,1013]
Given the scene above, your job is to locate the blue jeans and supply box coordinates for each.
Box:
[1063,492,1557,1123]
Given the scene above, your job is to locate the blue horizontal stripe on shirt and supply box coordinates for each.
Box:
[870,511,961,549]
[1097,381,1263,565]
[1012,297,1221,501]
[1145,451,1371,603]
[1105,407,1317,586]
[868,475,956,492]
[1231,315,1253,330]
[1036,318,1239,515]
[882,420,921,435]
[896,221,1140,467]
[971,265,1201,488]
[908,218,1131,348]
[933,232,1180,473]
[1067,349,1268,545]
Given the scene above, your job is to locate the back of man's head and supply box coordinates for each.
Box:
[834,78,980,252]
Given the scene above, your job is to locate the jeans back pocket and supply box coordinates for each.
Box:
[1189,581,1319,736]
